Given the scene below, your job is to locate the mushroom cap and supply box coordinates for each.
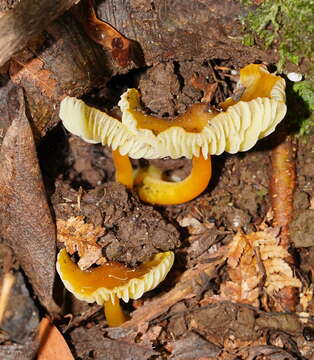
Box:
[56,249,174,305]
[60,64,287,159]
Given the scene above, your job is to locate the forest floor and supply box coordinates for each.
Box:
[0,1,313,359]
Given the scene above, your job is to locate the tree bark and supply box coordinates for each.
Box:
[0,0,80,67]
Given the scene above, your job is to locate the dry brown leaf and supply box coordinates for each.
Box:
[37,317,74,360]
[220,229,301,306]
[10,58,58,98]
[169,331,221,359]
[71,324,157,360]
[0,89,57,312]
[57,216,105,270]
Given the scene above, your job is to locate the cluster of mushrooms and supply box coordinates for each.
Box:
[57,64,287,326]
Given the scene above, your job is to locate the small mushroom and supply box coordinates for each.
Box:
[56,249,174,327]
[60,64,287,204]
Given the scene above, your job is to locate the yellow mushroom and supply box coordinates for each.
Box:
[59,64,287,205]
[56,249,174,327]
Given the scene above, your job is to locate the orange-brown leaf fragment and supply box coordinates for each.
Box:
[220,229,301,307]
[57,216,105,270]
[10,58,58,98]
[37,317,74,360]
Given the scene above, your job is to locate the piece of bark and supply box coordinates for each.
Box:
[0,89,57,312]
[97,0,274,66]
[9,12,115,138]
[0,0,80,67]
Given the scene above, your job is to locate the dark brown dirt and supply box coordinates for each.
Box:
[52,181,180,266]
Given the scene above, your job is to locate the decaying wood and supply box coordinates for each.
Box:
[122,255,225,329]
[96,0,274,66]
[73,0,141,68]
[0,88,57,312]
[4,0,274,138]
[9,12,116,138]
[0,0,80,67]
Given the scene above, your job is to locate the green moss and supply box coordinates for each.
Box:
[291,77,314,135]
[240,0,314,71]
[240,0,314,135]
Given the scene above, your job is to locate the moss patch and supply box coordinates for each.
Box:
[240,0,313,71]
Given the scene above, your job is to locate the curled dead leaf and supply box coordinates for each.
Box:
[57,216,106,270]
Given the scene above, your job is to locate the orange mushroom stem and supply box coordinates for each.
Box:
[57,249,174,327]
[135,155,212,205]
[112,150,211,205]
[104,296,129,327]
[112,149,134,189]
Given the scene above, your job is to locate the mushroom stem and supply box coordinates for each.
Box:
[112,150,134,189]
[104,296,129,327]
[137,155,212,205]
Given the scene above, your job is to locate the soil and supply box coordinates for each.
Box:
[0,1,313,359]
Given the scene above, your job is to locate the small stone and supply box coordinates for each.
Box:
[287,72,303,82]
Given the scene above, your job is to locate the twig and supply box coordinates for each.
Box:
[270,135,296,249]
[269,132,297,311]
[0,272,15,324]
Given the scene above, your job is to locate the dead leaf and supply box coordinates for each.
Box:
[169,331,221,359]
[220,229,301,307]
[57,216,105,270]
[71,324,157,360]
[256,313,301,334]
[237,345,297,360]
[10,58,58,98]
[37,318,74,360]
[190,303,258,344]
[0,89,57,311]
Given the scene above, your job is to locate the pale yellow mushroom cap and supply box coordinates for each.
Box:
[56,249,174,305]
[60,64,287,159]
